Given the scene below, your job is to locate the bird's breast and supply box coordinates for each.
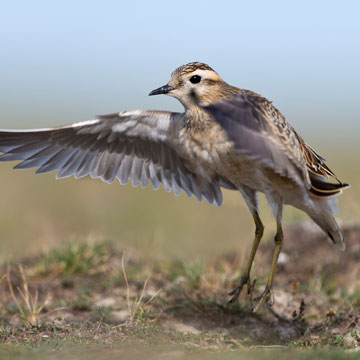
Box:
[170,120,270,191]
[171,121,240,180]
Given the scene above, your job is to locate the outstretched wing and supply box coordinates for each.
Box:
[0,110,223,206]
[201,93,310,188]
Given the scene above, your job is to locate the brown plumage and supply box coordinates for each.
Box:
[294,133,349,196]
[0,61,349,311]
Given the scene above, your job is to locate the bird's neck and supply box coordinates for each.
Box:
[185,106,214,132]
[184,83,242,132]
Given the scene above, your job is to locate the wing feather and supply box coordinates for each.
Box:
[75,151,99,179]
[140,162,150,188]
[0,111,224,205]
[202,93,349,197]
[202,94,309,188]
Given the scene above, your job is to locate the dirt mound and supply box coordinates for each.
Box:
[265,221,360,288]
[1,222,360,348]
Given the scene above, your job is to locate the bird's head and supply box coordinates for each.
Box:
[149,62,226,109]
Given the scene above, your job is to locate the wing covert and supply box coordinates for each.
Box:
[202,93,310,188]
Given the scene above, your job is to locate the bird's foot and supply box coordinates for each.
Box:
[251,285,274,312]
[228,275,252,304]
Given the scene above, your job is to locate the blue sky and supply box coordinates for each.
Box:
[0,1,359,144]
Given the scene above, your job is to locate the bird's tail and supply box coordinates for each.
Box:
[309,173,349,197]
[306,196,345,251]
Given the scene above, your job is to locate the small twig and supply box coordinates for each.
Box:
[228,335,249,350]
[249,345,288,349]
[132,276,151,319]
[120,252,161,321]
[121,251,132,318]
[41,306,67,318]
[7,264,25,320]
[18,265,31,311]
[144,288,162,306]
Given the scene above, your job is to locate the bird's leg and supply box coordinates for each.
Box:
[252,221,283,312]
[228,211,264,303]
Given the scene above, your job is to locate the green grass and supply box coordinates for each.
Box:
[1,231,360,358]
[31,238,112,276]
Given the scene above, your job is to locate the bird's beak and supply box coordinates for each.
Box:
[149,84,174,96]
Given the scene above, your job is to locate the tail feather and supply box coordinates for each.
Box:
[307,197,345,251]
[309,173,349,198]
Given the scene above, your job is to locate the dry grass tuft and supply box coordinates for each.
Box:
[121,252,161,322]
[6,264,50,326]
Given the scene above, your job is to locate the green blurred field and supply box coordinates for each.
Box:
[0,138,359,261]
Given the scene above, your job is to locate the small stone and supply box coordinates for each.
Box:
[112,309,130,322]
[166,321,200,335]
[344,333,358,347]
[95,297,116,307]
[278,252,289,264]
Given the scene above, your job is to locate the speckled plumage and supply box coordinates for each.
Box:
[171,62,216,77]
[0,62,349,310]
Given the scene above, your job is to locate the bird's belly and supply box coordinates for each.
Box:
[217,154,268,192]
[175,134,266,191]
[173,124,272,193]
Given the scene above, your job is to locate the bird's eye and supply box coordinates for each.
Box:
[190,75,201,84]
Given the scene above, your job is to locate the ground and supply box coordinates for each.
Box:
[1,221,360,359]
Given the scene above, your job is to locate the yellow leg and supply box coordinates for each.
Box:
[252,221,283,312]
[228,211,264,303]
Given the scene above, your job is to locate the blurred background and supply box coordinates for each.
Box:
[0,0,359,260]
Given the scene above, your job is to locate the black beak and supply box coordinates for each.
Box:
[149,84,174,96]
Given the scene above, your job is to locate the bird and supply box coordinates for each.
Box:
[0,62,349,311]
